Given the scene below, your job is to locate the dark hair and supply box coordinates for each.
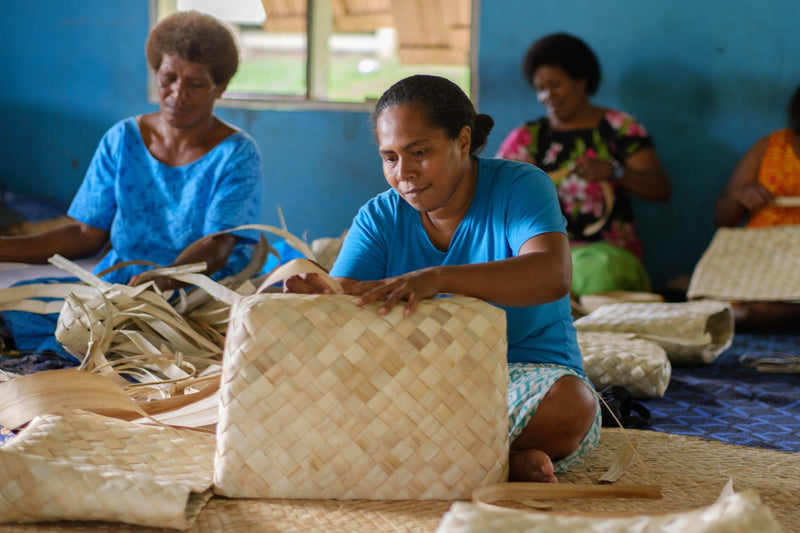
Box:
[521,32,601,95]
[370,75,494,156]
[789,84,800,133]
[146,11,239,87]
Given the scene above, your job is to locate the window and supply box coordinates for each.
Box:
[152,0,476,109]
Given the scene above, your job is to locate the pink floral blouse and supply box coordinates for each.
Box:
[496,109,652,258]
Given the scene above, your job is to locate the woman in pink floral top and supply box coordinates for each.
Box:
[497,33,671,297]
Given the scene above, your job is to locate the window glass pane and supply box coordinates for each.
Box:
[160,0,472,105]
[325,28,470,103]
[177,0,308,97]
[234,27,307,96]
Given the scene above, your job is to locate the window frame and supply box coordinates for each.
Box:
[149,0,480,111]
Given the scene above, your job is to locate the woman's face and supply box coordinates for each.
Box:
[533,65,589,123]
[376,104,472,214]
[156,55,226,129]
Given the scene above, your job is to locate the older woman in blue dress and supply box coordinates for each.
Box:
[0,11,262,362]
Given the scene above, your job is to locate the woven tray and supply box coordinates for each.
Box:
[688,225,800,301]
[2,429,798,532]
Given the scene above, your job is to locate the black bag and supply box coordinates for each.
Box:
[598,385,651,428]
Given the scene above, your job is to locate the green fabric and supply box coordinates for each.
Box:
[571,241,651,297]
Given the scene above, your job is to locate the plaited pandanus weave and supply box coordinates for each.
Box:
[0,410,215,530]
[574,301,733,364]
[688,225,800,302]
[577,331,671,399]
[2,428,800,531]
[214,292,510,500]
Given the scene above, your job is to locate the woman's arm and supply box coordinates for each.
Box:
[614,147,671,201]
[713,135,771,227]
[0,220,108,263]
[342,232,572,316]
[573,146,671,201]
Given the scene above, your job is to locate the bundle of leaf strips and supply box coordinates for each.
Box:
[4,225,316,405]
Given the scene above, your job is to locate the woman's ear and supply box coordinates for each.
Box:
[458,125,472,156]
[213,81,230,99]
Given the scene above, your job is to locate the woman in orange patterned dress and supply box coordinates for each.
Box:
[714,84,800,329]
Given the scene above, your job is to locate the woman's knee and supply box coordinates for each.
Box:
[512,375,597,457]
[546,375,597,435]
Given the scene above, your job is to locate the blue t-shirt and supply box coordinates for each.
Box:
[331,157,582,372]
[68,117,263,283]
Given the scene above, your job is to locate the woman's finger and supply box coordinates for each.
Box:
[284,274,323,294]
[306,273,334,293]
[352,281,392,306]
[402,292,420,316]
[377,284,409,315]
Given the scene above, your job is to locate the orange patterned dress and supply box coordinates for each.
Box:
[747,128,800,227]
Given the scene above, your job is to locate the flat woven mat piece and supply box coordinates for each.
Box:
[687,225,800,301]
[2,428,799,532]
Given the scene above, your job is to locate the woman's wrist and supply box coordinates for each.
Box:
[611,160,625,181]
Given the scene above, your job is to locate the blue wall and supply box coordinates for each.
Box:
[481,0,800,286]
[1,1,798,287]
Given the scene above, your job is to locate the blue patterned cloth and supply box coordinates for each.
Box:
[0,340,78,446]
[1,115,264,367]
[0,426,15,447]
[508,363,601,472]
[68,117,263,284]
[644,330,800,452]
[1,275,82,362]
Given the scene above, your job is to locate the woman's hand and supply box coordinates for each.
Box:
[283,272,339,294]
[572,150,671,202]
[714,135,770,227]
[282,267,441,315]
[570,155,615,182]
[347,268,441,316]
[129,273,180,291]
[730,181,774,211]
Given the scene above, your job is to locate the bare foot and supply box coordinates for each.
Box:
[509,449,557,483]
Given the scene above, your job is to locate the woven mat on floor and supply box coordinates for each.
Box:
[1,428,798,532]
[687,225,800,301]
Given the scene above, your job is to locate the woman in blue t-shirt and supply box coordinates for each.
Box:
[287,75,600,483]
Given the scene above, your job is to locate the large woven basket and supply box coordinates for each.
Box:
[213,291,510,500]
[688,225,800,301]
[574,301,734,364]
